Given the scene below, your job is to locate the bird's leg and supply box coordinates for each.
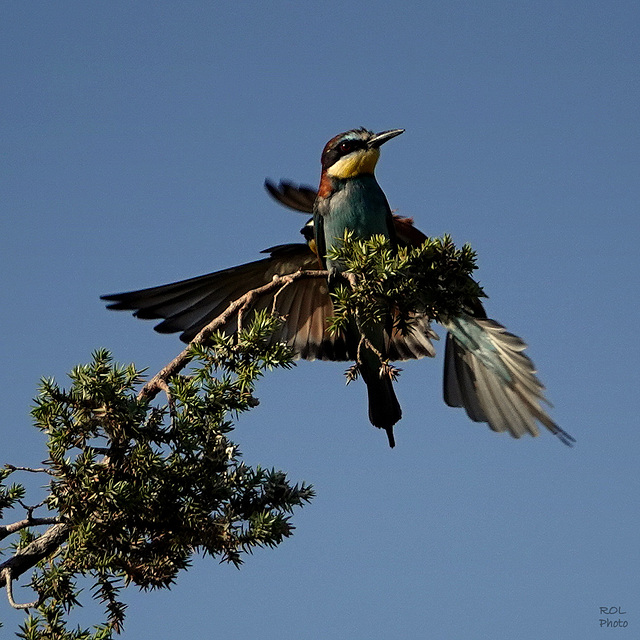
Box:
[357,335,401,381]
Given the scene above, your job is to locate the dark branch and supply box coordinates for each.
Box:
[0,523,71,589]
[0,517,60,542]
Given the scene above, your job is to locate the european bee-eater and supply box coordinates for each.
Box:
[102,128,574,448]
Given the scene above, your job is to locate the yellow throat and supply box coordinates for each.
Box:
[326,147,380,179]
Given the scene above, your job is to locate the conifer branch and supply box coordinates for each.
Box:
[1,271,323,632]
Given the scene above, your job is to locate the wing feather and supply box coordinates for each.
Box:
[443,316,574,444]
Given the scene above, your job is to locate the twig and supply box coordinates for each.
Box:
[15,499,48,526]
[137,268,328,403]
[2,568,41,610]
[5,465,50,474]
[270,275,295,315]
[88,447,111,455]
[356,334,385,365]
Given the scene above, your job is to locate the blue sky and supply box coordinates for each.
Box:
[2,1,638,637]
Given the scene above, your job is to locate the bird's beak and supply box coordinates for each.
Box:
[368,129,405,149]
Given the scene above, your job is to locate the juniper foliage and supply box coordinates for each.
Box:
[2,312,313,638]
[327,231,483,337]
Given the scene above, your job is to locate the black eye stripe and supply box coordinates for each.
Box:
[336,139,365,156]
[320,134,369,169]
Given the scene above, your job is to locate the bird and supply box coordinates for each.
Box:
[311,128,405,446]
[102,127,574,448]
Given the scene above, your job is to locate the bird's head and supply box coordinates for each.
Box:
[320,128,404,180]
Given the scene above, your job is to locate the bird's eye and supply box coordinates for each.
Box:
[338,141,354,154]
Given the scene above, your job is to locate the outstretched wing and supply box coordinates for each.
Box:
[103,244,335,358]
[102,243,435,362]
[443,314,574,445]
[264,179,317,213]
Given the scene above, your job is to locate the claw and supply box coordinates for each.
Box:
[379,362,402,381]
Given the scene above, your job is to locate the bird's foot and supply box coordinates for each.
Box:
[379,362,402,381]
